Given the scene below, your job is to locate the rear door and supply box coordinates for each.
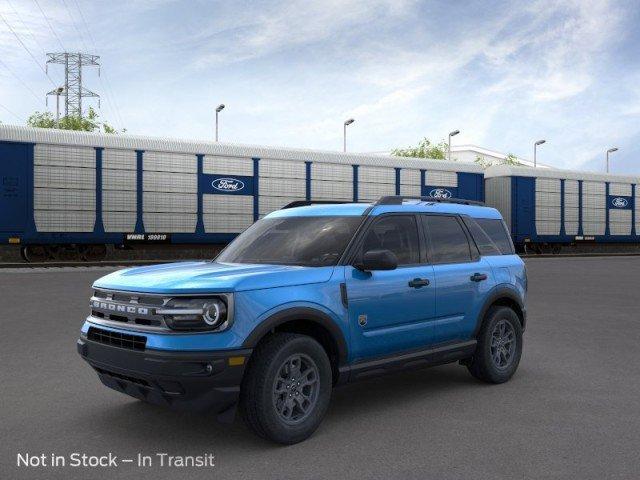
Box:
[345,214,436,361]
[0,142,29,233]
[421,215,494,344]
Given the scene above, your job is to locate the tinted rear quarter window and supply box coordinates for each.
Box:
[475,218,515,254]
[422,215,472,264]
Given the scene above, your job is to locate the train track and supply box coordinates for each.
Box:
[2,252,640,269]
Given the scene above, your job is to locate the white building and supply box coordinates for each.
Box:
[450,145,550,168]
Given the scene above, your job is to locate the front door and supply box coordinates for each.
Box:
[346,215,436,361]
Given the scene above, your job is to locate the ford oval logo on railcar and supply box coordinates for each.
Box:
[611,197,629,208]
[212,178,245,192]
[429,188,453,199]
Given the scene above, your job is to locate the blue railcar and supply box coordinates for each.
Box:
[0,125,484,261]
[485,165,640,253]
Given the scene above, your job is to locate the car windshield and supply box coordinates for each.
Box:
[216,216,363,267]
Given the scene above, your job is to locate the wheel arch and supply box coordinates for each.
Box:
[242,307,349,384]
[473,287,526,336]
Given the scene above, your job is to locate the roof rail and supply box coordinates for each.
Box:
[375,196,485,206]
[281,200,356,209]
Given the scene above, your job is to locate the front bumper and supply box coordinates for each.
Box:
[77,334,251,418]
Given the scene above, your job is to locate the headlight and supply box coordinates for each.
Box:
[157,297,230,332]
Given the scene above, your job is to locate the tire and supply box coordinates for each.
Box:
[467,306,523,384]
[240,333,332,444]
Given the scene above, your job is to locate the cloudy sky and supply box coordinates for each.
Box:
[1,0,639,173]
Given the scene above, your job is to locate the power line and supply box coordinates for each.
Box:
[69,0,125,128]
[33,0,66,52]
[0,57,43,103]
[0,12,57,87]
[60,0,90,52]
[0,102,24,122]
[7,0,47,58]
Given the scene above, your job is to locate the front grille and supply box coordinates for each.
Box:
[88,326,147,351]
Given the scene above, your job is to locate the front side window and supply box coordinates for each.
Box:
[358,215,420,265]
[216,216,362,267]
[422,215,472,264]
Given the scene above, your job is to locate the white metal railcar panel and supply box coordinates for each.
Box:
[143,171,197,194]
[484,177,511,230]
[103,169,136,191]
[426,171,457,187]
[103,212,136,232]
[259,177,306,197]
[34,165,95,190]
[609,209,632,235]
[103,190,136,211]
[204,214,253,233]
[564,180,579,194]
[565,222,579,235]
[582,181,606,195]
[34,144,95,168]
[311,180,352,200]
[609,183,632,196]
[144,213,197,233]
[400,183,421,196]
[311,163,352,182]
[34,211,95,232]
[400,169,421,186]
[203,194,253,215]
[204,156,254,176]
[583,222,605,236]
[259,196,305,215]
[358,182,395,202]
[2,125,484,176]
[536,220,560,236]
[143,192,197,213]
[103,149,136,170]
[535,177,561,236]
[259,159,305,179]
[359,166,395,184]
[34,188,95,211]
[144,151,196,173]
[636,185,640,233]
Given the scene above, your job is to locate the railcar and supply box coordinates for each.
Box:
[485,165,640,253]
[0,125,484,261]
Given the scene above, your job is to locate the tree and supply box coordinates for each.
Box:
[392,138,449,160]
[27,107,124,133]
[474,152,522,169]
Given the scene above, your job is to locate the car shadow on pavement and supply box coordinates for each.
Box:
[79,363,502,449]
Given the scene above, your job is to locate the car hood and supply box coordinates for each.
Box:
[92,261,335,294]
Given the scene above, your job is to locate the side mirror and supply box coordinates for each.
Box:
[357,249,398,271]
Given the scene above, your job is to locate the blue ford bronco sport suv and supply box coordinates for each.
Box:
[78,196,526,444]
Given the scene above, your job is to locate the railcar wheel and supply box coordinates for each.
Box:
[22,245,49,263]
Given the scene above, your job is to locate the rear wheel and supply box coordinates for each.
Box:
[240,333,332,444]
[467,306,523,383]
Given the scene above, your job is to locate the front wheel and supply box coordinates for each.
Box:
[240,333,332,444]
[467,306,523,383]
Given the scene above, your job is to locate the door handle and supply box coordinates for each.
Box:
[408,278,430,288]
[470,273,488,282]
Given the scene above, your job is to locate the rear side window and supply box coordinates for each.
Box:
[359,215,420,265]
[462,217,502,256]
[475,218,515,255]
[422,215,472,264]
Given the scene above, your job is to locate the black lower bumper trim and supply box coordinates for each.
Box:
[77,336,251,417]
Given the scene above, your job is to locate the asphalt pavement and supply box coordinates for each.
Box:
[1,257,639,480]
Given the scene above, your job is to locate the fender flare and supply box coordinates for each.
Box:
[242,307,349,365]
[473,286,526,336]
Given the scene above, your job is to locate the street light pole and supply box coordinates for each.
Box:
[215,104,225,141]
[55,87,64,127]
[343,118,355,152]
[606,147,618,173]
[448,129,460,162]
[534,139,546,168]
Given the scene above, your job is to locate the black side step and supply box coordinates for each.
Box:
[338,340,477,384]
